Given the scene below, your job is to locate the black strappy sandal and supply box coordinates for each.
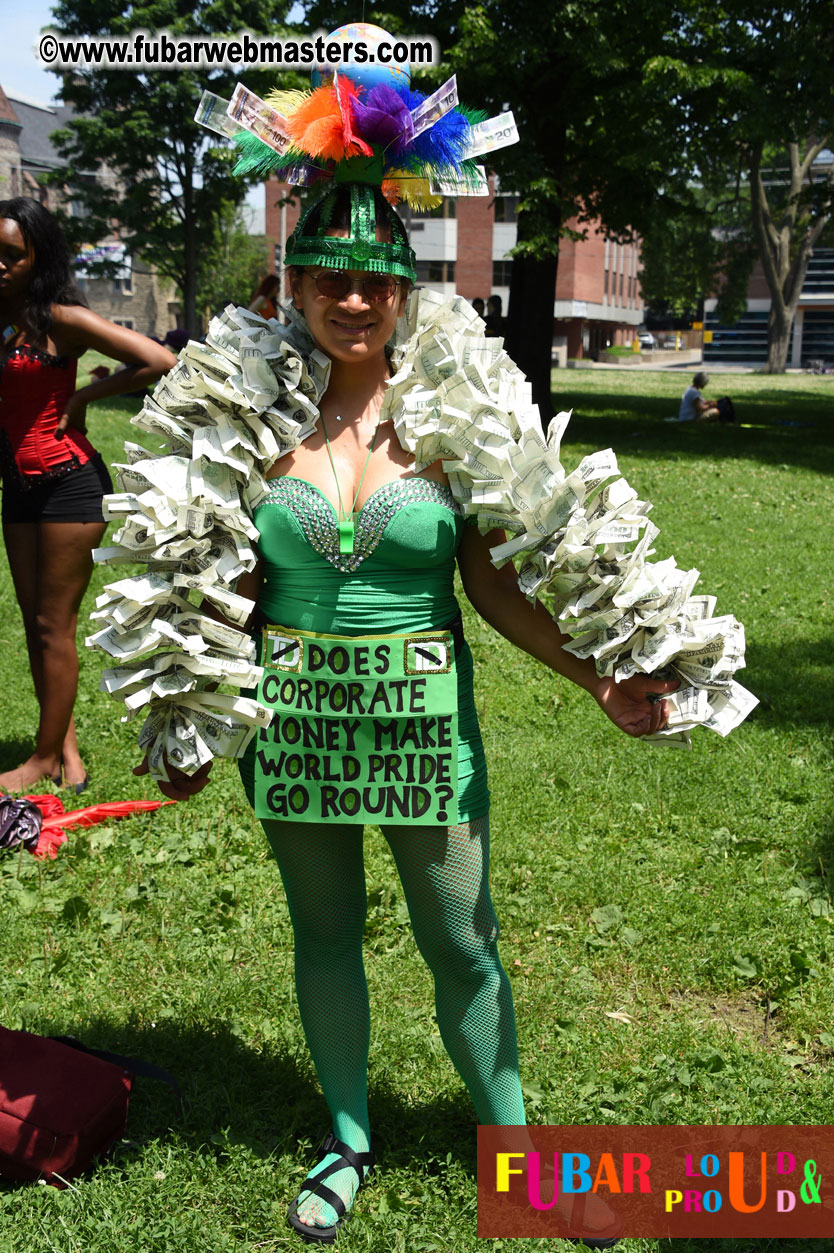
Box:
[287,1130,374,1245]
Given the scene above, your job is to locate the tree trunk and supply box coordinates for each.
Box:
[765,303,792,373]
[504,248,558,425]
[182,159,198,334]
[751,140,833,373]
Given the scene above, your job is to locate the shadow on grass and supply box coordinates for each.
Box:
[23,1016,477,1178]
[744,636,834,733]
[561,392,834,476]
[0,739,37,771]
[7,1019,832,1252]
[735,633,834,863]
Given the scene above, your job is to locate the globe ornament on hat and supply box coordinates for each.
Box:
[309,22,411,94]
[194,22,520,278]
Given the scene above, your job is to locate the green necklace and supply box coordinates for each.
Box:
[321,413,381,554]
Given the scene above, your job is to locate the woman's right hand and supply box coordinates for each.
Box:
[55,390,88,439]
[133,754,212,801]
[593,674,679,738]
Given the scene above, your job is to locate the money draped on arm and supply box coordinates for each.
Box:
[87,303,329,780]
[386,289,757,749]
[90,290,755,778]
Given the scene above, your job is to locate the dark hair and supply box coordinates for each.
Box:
[0,197,88,338]
[303,185,403,242]
[253,273,280,299]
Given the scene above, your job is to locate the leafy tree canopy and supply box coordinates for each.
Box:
[642,1,834,370]
[195,202,271,320]
[48,0,299,330]
[639,180,755,327]
[301,0,692,414]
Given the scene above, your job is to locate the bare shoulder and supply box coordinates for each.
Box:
[50,302,105,337]
[417,457,450,488]
[49,303,119,354]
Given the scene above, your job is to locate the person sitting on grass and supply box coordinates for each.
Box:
[678,370,720,422]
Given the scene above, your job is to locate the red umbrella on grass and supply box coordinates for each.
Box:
[0,793,174,859]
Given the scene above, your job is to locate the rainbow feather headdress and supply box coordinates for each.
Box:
[195,30,518,280]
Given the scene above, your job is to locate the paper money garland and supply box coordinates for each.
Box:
[87,303,329,780]
[386,290,757,746]
[88,291,756,778]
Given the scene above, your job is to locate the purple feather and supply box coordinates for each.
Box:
[352,85,413,159]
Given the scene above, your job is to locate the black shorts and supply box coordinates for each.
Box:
[1,453,114,525]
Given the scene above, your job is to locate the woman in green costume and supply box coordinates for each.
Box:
[138,183,676,1244]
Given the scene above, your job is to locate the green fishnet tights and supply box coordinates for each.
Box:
[263,815,525,1231]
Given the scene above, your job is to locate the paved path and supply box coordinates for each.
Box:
[557,360,773,374]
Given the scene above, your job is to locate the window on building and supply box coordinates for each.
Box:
[493,195,520,222]
[112,318,135,329]
[428,199,456,220]
[492,260,513,286]
[67,173,98,221]
[415,260,456,284]
[401,200,455,228]
[604,268,609,300]
[114,261,133,297]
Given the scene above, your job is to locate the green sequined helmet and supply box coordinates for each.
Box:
[284,170,416,283]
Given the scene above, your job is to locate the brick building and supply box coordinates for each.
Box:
[263,175,644,362]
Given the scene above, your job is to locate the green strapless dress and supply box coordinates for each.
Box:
[239,474,490,820]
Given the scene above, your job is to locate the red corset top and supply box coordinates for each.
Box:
[0,344,96,477]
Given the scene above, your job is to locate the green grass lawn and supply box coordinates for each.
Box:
[1,367,832,1252]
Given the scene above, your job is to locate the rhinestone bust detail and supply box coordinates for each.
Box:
[261,477,460,573]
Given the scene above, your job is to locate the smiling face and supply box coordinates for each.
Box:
[0,218,35,311]
[289,231,408,369]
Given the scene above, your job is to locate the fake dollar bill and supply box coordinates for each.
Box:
[194,90,244,140]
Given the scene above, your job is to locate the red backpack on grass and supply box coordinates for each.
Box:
[0,1027,176,1187]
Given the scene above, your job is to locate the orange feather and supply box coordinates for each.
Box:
[380,179,402,205]
[285,85,346,161]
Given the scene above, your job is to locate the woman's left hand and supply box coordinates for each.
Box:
[593,674,679,738]
[55,392,88,439]
[133,753,212,801]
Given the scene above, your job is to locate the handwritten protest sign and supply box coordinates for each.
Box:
[255,627,458,824]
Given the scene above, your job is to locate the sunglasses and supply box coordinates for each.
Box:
[303,269,401,303]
